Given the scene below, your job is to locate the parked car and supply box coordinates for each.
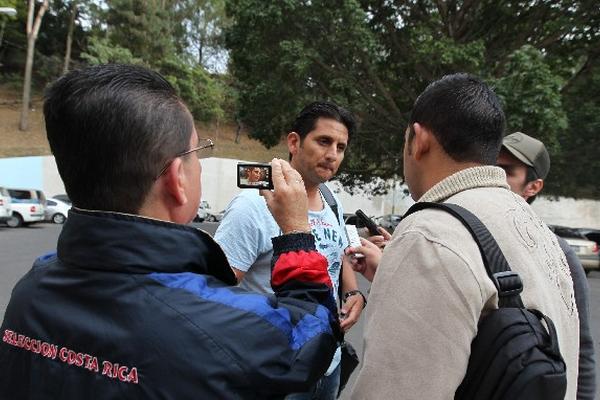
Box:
[376,214,403,233]
[205,209,225,223]
[0,186,12,224]
[576,228,600,249]
[45,197,72,224]
[52,194,72,205]
[549,225,600,273]
[6,188,47,228]
[193,200,211,222]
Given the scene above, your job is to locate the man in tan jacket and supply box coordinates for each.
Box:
[348,73,579,399]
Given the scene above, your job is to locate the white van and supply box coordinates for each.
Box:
[0,186,12,224]
[6,188,47,228]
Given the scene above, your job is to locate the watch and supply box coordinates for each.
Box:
[343,290,367,308]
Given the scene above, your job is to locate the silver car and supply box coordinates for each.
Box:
[550,225,600,273]
[45,197,72,224]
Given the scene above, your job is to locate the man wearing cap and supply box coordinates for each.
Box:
[498,132,596,400]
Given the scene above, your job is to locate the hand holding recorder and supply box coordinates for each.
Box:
[259,159,310,234]
[354,209,391,249]
[345,238,382,282]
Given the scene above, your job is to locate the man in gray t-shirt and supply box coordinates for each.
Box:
[215,101,365,400]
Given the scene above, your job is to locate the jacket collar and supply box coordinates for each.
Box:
[419,166,510,203]
[57,208,237,285]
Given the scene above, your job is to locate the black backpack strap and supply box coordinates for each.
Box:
[319,183,347,307]
[404,202,524,308]
[319,183,341,226]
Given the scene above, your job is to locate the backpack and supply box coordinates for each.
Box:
[404,202,567,400]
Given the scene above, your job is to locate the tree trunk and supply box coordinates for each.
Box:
[235,119,242,144]
[20,0,49,131]
[0,19,7,49]
[62,1,77,75]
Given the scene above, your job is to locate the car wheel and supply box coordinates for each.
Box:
[207,215,216,222]
[6,213,23,228]
[52,213,66,224]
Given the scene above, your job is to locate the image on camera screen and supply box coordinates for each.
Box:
[238,164,273,189]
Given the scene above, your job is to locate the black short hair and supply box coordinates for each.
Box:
[409,73,505,165]
[291,101,356,142]
[44,64,193,213]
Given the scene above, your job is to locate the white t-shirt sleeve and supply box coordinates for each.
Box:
[214,193,269,272]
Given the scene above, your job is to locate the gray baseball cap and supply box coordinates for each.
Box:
[502,132,550,179]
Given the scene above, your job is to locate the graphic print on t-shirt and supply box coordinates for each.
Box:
[310,216,345,295]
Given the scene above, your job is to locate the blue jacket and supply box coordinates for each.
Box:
[0,209,340,399]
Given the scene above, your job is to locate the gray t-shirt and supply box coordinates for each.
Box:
[556,236,596,399]
[214,188,348,374]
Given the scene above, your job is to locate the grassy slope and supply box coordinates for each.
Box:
[0,84,288,161]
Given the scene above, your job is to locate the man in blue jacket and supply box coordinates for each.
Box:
[0,64,341,399]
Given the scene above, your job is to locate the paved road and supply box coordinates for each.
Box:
[0,223,597,398]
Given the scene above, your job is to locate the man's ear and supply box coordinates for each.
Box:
[524,179,544,198]
[287,132,301,157]
[163,158,188,206]
[411,122,432,161]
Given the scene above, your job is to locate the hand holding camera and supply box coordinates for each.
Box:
[260,159,310,234]
[237,163,273,190]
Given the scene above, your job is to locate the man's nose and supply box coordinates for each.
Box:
[325,145,337,162]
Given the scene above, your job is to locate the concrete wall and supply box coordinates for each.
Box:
[532,197,600,229]
[200,158,415,217]
[1,155,598,228]
[0,156,44,191]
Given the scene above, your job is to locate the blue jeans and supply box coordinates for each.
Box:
[285,363,341,400]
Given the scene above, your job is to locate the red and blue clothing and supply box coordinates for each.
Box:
[0,209,341,399]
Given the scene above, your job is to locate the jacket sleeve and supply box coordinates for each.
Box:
[351,230,485,400]
[557,236,596,399]
[216,232,341,398]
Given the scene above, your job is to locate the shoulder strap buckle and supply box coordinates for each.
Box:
[492,271,523,297]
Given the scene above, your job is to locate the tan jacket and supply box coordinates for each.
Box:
[351,166,579,400]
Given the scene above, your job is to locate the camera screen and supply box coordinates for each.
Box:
[237,164,273,189]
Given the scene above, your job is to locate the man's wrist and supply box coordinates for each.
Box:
[282,228,311,235]
[343,290,367,308]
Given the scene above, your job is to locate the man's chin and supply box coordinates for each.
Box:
[316,173,333,183]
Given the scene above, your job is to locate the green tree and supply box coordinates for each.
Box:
[552,64,600,198]
[226,0,600,198]
[80,36,142,64]
[1,0,91,85]
[85,0,226,122]
[176,0,229,71]
[0,1,18,49]
[104,0,179,64]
